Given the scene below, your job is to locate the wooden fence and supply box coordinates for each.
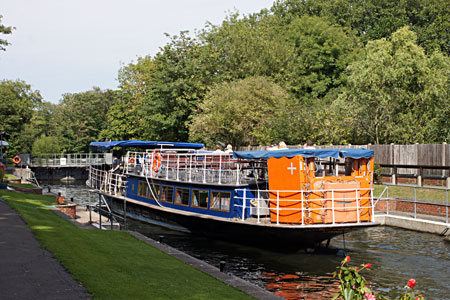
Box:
[240,143,450,180]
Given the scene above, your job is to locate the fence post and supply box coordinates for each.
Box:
[418,167,423,187]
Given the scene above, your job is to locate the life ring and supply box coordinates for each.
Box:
[128,157,135,164]
[13,156,21,164]
[152,151,162,172]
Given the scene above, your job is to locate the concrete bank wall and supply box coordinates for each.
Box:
[375,214,449,236]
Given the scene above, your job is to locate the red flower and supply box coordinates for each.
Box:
[365,292,376,300]
[345,256,350,263]
[407,278,416,288]
[356,267,359,271]
[364,263,372,269]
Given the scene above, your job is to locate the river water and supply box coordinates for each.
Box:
[45,181,450,300]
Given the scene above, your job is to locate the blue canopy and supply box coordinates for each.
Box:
[90,140,204,151]
[233,148,374,160]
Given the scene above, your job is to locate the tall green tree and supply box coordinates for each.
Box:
[54,87,118,152]
[337,27,450,144]
[271,0,450,56]
[0,80,42,154]
[189,76,293,147]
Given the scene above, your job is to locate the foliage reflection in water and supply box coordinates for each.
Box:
[46,181,450,300]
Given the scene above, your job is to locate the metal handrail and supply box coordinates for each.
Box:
[234,187,375,225]
[374,185,449,223]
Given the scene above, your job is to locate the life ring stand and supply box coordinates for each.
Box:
[152,151,162,173]
[128,157,135,164]
[13,156,21,165]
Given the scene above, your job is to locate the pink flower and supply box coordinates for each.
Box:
[365,292,376,300]
[407,278,416,288]
[364,263,372,269]
[345,256,350,263]
[352,285,356,289]
[416,297,420,300]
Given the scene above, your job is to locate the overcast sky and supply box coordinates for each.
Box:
[0,0,275,103]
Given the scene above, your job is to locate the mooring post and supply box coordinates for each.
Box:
[219,261,226,272]
[98,194,102,229]
[123,198,127,231]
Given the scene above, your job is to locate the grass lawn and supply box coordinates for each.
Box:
[8,182,37,189]
[5,173,19,180]
[373,184,449,202]
[0,191,255,300]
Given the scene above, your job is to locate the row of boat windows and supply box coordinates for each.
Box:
[135,181,231,212]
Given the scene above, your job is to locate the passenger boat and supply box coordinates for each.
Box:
[88,140,379,250]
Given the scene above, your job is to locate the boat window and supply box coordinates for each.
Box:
[210,191,231,212]
[174,187,190,206]
[137,181,148,198]
[192,189,209,209]
[160,185,174,203]
[148,183,160,200]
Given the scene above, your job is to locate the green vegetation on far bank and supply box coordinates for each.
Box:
[0,191,255,300]
[8,182,37,189]
[374,184,449,203]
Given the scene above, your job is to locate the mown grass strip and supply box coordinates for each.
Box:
[8,182,37,188]
[0,191,255,300]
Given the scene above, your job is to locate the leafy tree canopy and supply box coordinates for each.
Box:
[337,27,450,144]
[0,80,42,155]
[189,76,293,148]
[0,15,14,51]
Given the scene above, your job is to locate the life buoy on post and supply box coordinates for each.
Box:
[128,157,135,164]
[152,151,162,173]
[13,156,21,165]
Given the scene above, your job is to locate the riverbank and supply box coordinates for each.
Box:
[0,190,257,300]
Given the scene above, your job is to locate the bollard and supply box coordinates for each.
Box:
[159,235,165,243]
[70,197,74,202]
[219,261,226,272]
[47,186,51,193]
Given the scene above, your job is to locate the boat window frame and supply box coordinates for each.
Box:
[148,183,160,201]
[210,191,231,212]
[174,187,190,206]
[137,181,148,198]
[191,189,210,210]
[160,185,174,203]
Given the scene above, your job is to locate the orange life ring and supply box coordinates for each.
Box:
[128,157,135,164]
[13,156,21,164]
[152,151,162,172]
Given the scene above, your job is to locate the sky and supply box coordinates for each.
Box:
[0,0,275,103]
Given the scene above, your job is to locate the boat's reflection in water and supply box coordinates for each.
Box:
[263,272,338,300]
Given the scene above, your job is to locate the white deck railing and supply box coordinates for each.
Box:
[88,166,127,197]
[235,187,375,225]
[124,151,244,185]
[30,153,106,167]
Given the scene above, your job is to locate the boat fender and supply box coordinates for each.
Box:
[13,156,21,164]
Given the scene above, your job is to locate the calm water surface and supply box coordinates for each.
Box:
[46,181,450,300]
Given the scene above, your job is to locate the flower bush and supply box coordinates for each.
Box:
[332,256,426,300]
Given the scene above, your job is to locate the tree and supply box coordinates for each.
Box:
[270,0,450,56]
[32,134,61,154]
[0,15,14,51]
[0,80,42,154]
[189,76,292,147]
[338,27,450,144]
[54,87,118,152]
[282,15,361,103]
[101,56,155,140]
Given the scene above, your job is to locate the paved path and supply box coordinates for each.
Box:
[0,199,90,300]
